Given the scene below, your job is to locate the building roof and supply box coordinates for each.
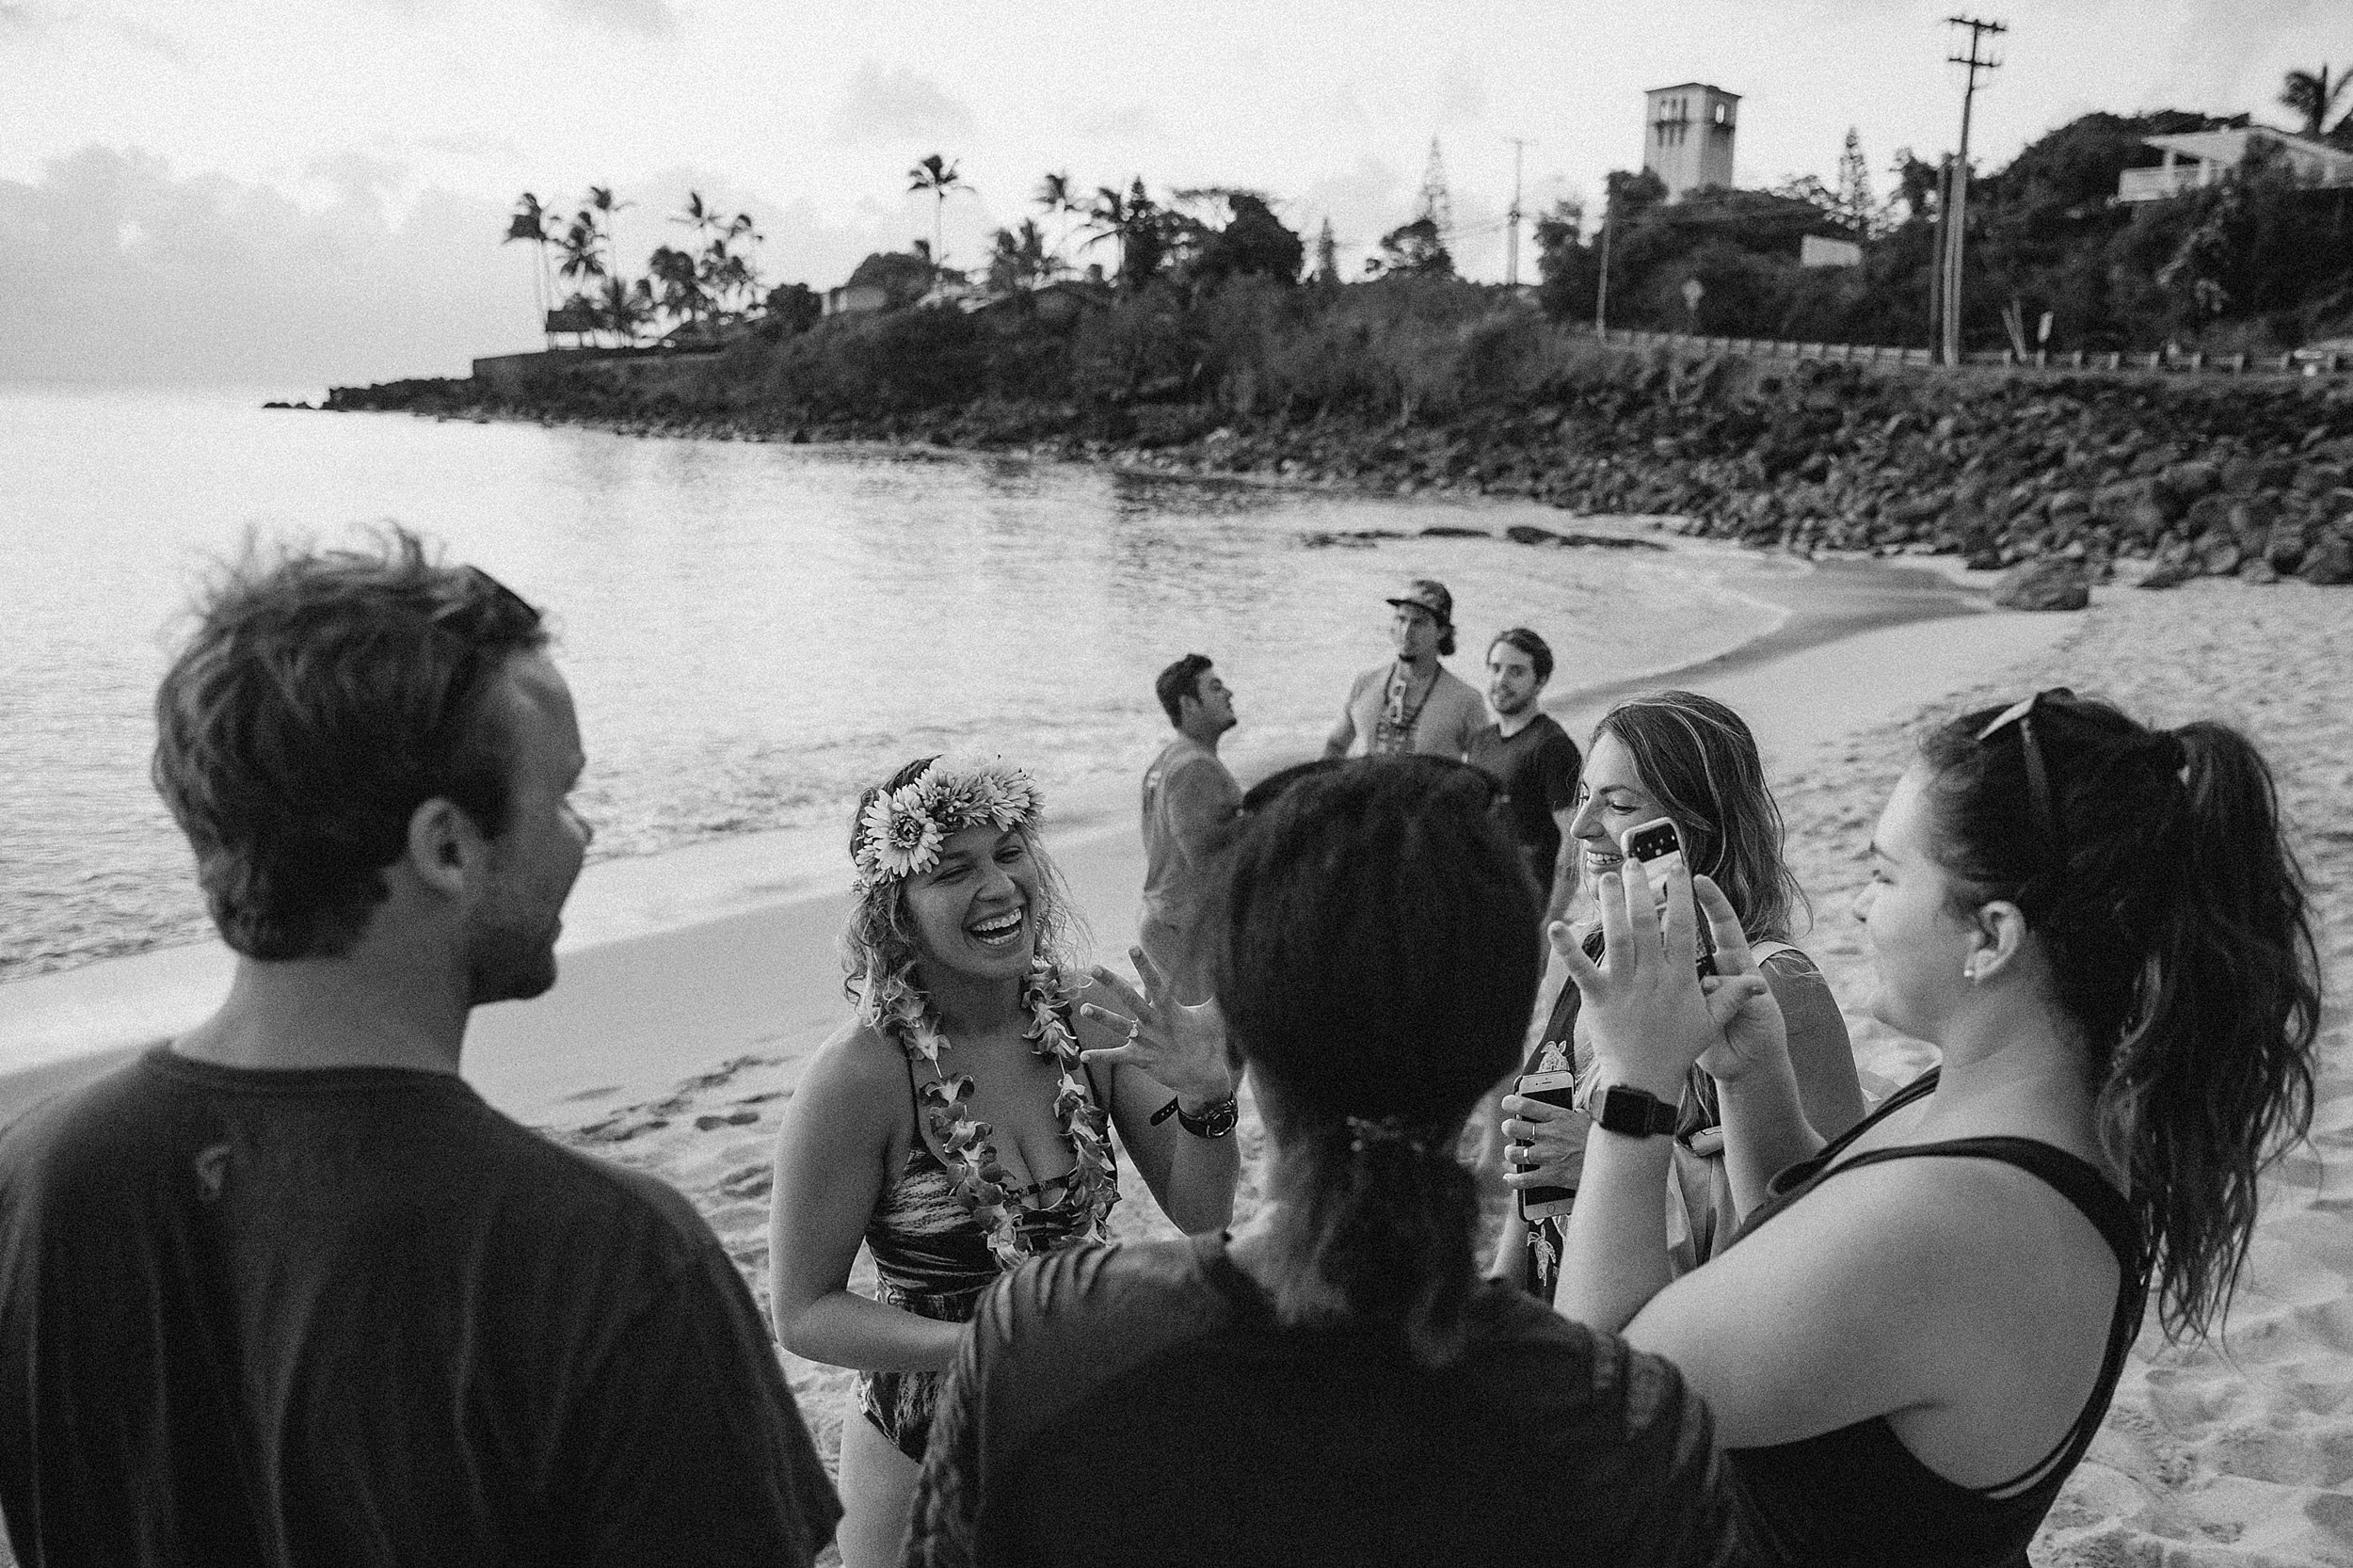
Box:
[1643,82,1740,99]
[2145,126,2353,170]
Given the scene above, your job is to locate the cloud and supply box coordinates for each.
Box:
[549,0,677,37]
[0,1,42,34]
[831,61,979,147]
[0,145,541,386]
[1438,56,1488,126]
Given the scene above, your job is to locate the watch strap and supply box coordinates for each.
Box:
[1595,1083,1680,1139]
[1176,1095,1240,1139]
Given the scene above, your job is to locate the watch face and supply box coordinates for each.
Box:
[1598,1085,1675,1138]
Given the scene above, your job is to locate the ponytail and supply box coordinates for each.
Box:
[2093,722,2320,1340]
[1924,699,2322,1342]
[1260,1116,1481,1368]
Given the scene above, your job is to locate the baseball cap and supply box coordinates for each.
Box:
[1385,578,1453,626]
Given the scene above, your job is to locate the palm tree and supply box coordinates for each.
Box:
[985,219,1061,296]
[1034,170,1079,263]
[1084,183,1132,280]
[504,193,554,344]
[908,153,967,269]
[648,245,709,335]
[585,184,632,285]
[2281,66,2351,139]
[599,276,656,344]
[1086,179,1161,289]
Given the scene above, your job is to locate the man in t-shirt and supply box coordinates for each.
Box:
[0,530,840,1567]
[1140,653,1243,1005]
[1322,578,1485,761]
[1467,626,1584,927]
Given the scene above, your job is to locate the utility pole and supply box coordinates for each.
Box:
[1504,136,1536,287]
[1941,15,2006,366]
[1594,184,1613,335]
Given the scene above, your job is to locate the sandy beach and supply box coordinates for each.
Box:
[3,557,2345,1564]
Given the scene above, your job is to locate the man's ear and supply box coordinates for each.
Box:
[404,796,485,902]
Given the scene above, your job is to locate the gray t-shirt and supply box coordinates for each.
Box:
[1334,663,1486,760]
[1140,735,1241,934]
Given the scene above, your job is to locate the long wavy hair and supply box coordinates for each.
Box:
[1594,690,1805,942]
[839,757,1083,1048]
[1919,696,2320,1341]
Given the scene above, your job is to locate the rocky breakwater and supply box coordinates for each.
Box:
[325,345,2353,590]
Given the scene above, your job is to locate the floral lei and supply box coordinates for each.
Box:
[876,957,1120,1269]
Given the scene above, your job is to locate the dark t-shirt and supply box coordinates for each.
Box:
[1468,713,1583,887]
[906,1232,1733,1568]
[0,1046,840,1568]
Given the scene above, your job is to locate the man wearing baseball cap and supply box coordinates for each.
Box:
[1322,578,1486,762]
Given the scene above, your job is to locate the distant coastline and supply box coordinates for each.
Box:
[322,320,2353,590]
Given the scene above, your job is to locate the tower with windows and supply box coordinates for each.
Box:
[1641,83,1739,200]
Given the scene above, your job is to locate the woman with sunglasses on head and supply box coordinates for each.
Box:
[1496,691,1865,1297]
[904,758,1732,1568]
[767,758,1239,1568]
[1549,691,2321,1568]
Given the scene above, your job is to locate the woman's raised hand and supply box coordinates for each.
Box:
[1077,947,1235,1103]
[1689,874,1790,1084]
[1554,851,1775,1097]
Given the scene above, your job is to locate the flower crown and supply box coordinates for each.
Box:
[854,759,1043,888]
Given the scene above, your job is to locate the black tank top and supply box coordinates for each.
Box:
[1721,1070,2147,1568]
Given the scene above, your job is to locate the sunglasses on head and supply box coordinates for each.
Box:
[432,565,541,633]
[1974,687,2076,857]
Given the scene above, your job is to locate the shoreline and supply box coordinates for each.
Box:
[0,544,2009,1122]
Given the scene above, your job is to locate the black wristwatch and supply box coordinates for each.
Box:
[1154,1094,1240,1139]
[1593,1084,1680,1140]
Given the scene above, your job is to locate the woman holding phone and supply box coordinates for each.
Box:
[1495,691,1865,1297]
[1553,691,2320,1566]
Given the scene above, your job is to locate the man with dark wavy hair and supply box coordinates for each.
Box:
[0,528,839,1567]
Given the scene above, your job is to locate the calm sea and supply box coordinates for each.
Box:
[0,384,1785,984]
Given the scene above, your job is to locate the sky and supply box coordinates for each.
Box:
[1,0,2345,388]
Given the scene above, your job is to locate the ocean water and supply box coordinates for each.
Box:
[0,384,1785,984]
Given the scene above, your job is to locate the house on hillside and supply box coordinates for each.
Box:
[2117,125,2353,202]
[1643,83,1738,200]
[824,282,889,317]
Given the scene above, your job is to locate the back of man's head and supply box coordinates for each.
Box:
[152,528,548,962]
[1155,653,1213,728]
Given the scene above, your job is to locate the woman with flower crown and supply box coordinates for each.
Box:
[768,757,1241,1568]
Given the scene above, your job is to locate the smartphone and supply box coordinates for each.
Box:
[1513,1069,1583,1223]
[1621,817,1715,978]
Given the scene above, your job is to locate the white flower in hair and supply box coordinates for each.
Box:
[861,780,943,883]
[984,763,1040,827]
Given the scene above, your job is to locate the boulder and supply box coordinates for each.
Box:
[1992,558,2091,612]
[2137,561,2198,590]
[2300,532,2353,586]
[2265,520,2309,573]
[2201,537,2243,576]
[2239,557,2281,584]
[1505,524,1566,547]
[2181,493,2234,535]
[2229,493,2281,547]
[2159,460,2220,502]
[2295,462,2346,497]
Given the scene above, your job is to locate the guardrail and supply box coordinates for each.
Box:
[1593,327,2353,380]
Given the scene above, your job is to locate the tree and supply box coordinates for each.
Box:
[763,281,822,335]
[1835,128,1881,236]
[1033,170,1080,262]
[1313,218,1340,287]
[1086,179,1167,289]
[585,184,632,283]
[908,153,968,266]
[598,276,655,344]
[1188,192,1304,289]
[846,249,940,310]
[647,245,710,333]
[984,219,1061,295]
[1533,198,1598,320]
[1372,216,1452,278]
[504,193,554,343]
[2279,65,2349,139]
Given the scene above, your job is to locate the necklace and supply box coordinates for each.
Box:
[1376,662,1440,755]
[887,958,1121,1269]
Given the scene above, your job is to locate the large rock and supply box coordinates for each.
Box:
[2160,460,2221,503]
[1993,557,2092,612]
[2137,560,2199,590]
[2300,532,2353,586]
